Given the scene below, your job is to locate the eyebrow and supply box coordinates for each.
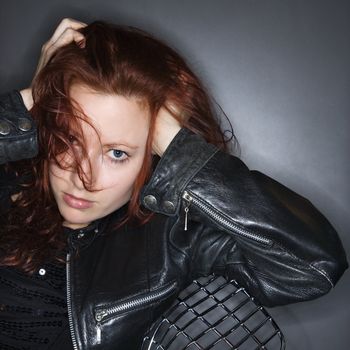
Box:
[103,142,139,150]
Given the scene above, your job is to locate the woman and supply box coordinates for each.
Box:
[0,18,347,349]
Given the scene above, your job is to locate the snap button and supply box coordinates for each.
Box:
[163,200,175,213]
[39,268,46,276]
[144,194,157,208]
[0,120,10,135]
[17,118,32,132]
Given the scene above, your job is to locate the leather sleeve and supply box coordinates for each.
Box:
[141,128,348,307]
[0,90,38,165]
[0,90,37,212]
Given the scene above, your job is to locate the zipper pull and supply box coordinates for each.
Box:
[183,191,192,231]
[95,310,108,322]
[96,323,102,344]
[95,310,108,345]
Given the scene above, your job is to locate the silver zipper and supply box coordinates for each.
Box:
[182,190,271,245]
[66,253,79,350]
[94,281,177,344]
[183,194,192,231]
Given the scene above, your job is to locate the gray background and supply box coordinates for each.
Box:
[0,0,349,349]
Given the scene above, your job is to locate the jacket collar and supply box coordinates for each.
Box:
[64,203,128,251]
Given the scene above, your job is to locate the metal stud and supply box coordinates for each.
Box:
[144,194,158,208]
[17,118,32,132]
[77,232,85,239]
[163,200,175,214]
[39,268,46,276]
[0,120,10,135]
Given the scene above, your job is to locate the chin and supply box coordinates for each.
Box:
[59,207,95,229]
[62,217,92,229]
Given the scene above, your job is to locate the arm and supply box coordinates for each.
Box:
[0,90,37,212]
[0,18,87,164]
[0,90,38,165]
[0,18,87,209]
[141,127,348,307]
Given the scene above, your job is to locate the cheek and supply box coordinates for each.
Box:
[48,163,74,198]
[98,167,140,207]
[97,161,144,191]
[49,164,65,188]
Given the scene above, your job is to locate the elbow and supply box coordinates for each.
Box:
[239,254,349,308]
[310,251,349,290]
[262,258,349,308]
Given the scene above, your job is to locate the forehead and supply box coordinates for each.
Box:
[69,84,150,144]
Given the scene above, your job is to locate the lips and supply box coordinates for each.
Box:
[63,193,94,209]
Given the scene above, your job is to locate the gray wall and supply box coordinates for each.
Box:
[1,1,349,349]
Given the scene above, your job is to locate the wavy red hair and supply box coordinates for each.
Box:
[0,21,239,273]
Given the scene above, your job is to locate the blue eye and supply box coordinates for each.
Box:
[108,149,129,164]
[112,150,124,158]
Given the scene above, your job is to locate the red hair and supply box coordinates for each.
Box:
[0,21,239,273]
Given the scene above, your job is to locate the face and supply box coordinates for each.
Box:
[49,84,150,230]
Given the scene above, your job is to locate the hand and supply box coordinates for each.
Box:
[152,105,182,157]
[20,18,87,110]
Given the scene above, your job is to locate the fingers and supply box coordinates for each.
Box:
[43,28,85,54]
[42,18,87,53]
[34,18,87,79]
[49,17,87,44]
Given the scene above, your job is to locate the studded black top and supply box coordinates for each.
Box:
[0,165,71,348]
[0,214,106,350]
[0,259,72,349]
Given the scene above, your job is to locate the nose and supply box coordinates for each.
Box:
[70,155,99,191]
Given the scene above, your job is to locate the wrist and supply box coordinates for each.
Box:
[153,124,181,157]
[19,88,34,111]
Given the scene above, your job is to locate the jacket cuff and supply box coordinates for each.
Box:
[0,90,38,164]
[141,128,218,215]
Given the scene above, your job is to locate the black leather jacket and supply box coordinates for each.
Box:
[0,90,348,349]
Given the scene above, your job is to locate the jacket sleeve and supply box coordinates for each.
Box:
[0,90,38,165]
[0,90,37,211]
[141,128,348,307]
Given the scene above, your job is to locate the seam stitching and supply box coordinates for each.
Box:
[309,264,334,288]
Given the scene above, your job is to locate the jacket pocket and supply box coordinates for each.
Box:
[182,190,272,246]
[94,280,178,344]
